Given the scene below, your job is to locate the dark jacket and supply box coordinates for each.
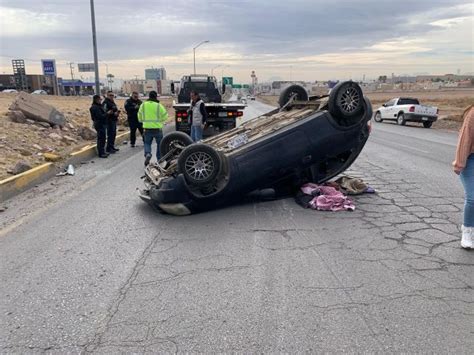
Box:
[89,102,107,124]
[103,98,118,122]
[124,98,142,122]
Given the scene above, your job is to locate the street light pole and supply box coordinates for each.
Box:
[211,64,221,76]
[221,65,229,78]
[90,0,100,95]
[193,40,209,75]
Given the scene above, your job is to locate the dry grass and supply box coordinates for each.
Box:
[0,93,174,180]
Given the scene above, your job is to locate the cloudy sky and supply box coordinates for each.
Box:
[0,0,473,83]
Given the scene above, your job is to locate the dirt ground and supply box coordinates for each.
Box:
[258,89,474,131]
[0,93,174,180]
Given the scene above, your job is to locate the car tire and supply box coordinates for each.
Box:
[178,144,222,187]
[423,121,433,128]
[160,131,193,156]
[278,85,308,107]
[397,113,406,126]
[374,111,383,122]
[328,81,364,119]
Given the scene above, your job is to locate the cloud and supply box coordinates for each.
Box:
[0,0,472,81]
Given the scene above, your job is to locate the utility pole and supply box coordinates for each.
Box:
[67,62,75,80]
[90,0,100,95]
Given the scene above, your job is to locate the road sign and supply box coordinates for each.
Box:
[41,59,56,76]
[78,63,96,72]
[222,77,233,86]
[232,84,242,89]
[242,84,250,89]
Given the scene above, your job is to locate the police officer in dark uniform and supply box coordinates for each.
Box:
[103,91,120,153]
[89,95,109,158]
[124,91,144,147]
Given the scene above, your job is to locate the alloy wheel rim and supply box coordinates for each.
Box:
[340,87,360,113]
[184,152,214,181]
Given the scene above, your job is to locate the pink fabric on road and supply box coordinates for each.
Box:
[301,183,355,211]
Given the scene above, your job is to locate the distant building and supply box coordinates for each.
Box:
[0,74,58,94]
[122,79,145,95]
[144,80,158,94]
[416,74,474,82]
[58,79,95,96]
[389,76,417,84]
[145,67,166,81]
[157,80,172,95]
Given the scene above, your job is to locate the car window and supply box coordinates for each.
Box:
[184,82,213,90]
[398,98,420,105]
[385,99,396,107]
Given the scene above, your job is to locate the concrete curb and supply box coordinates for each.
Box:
[0,131,129,202]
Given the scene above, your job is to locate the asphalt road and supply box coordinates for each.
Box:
[1,100,472,353]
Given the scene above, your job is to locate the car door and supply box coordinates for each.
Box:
[381,99,396,119]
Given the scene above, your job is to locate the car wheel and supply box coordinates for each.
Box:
[423,121,433,128]
[374,111,383,123]
[160,131,193,156]
[328,81,364,119]
[397,113,406,126]
[178,144,222,186]
[278,85,309,107]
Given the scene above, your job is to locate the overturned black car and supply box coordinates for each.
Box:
[139,81,372,215]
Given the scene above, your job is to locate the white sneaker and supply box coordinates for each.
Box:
[461,225,473,249]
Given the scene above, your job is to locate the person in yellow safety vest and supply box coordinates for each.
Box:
[138,90,169,166]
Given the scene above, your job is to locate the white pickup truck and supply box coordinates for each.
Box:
[374,97,438,128]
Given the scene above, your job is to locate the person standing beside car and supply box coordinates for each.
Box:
[453,105,474,249]
[138,90,168,166]
[103,91,120,154]
[189,91,208,142]
[124,92,143,147]
[89,95,109,158]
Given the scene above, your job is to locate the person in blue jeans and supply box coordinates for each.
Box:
[189,91,208,142]
[453,105,473,249]
[144,129,163,162]
[138,91,168,166]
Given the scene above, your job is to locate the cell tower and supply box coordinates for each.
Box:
[251,70,258,94]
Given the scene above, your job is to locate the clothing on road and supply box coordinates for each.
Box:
[124,96,144,146]
[299,183,355,211]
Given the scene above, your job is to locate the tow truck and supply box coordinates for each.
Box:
[172,75,246,137]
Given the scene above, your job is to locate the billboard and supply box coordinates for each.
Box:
[41,59,56,76]
[12,59,28,90]
[78,63,95,72]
